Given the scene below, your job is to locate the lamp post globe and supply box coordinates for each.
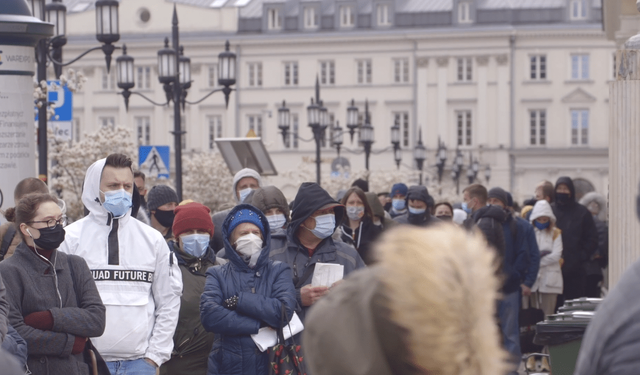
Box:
[95,0,120,45]
[217,40,236,87]
[157,38,176,85]
[346,99,359,143]
[27,0,45,21]
[179,46,191,86]
[333,122,344,158]
[413,129,426,185]
[278,100,290,143]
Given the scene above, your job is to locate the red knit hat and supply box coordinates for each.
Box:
[172,202,214,238]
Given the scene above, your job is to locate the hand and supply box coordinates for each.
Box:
[144,358,158,368]
[330,280,343,290]
[521,284,532,297]
[300,285,329,306]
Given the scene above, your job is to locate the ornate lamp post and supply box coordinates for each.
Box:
[277,100,290,144]
[391,122,401,169]
[359,100,374,171]
[452,149,464,194]
[467,154,479,185]
[333,122,344,158]
[413,129,426,185]
[346,99,359,143]
[436,137,447,182]
[485,164,492,185]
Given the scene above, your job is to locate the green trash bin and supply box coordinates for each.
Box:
[533,312,593,375]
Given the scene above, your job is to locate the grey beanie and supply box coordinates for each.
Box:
[147,185,178,211]
[487,187,509,207]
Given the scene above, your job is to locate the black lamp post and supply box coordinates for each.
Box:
[391,122,401,169]
[333,122,344,159]
[30,0,120,182]
[278,100,290,144]
[436,137,447,183]
[116,7,236,201]
[413,129,426,185]
[346,99,359,143]
[467,154,479,185]
[485,164,492,185]
[452,149,464,194]
[359,100,374,171]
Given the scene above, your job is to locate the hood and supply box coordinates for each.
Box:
[221,204,272,271]
[579,192,607,222]
[529,200,556,223]
[288,183,345,241]
[472,205,507,223]
[82,158,132,224]
[232,168,263,203]
[365,192,385,219]
[405,185,429,204]
[555,176,576,203]
[453,209,467,225]
[251,186,290,221]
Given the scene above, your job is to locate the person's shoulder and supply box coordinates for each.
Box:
[393,214,408,223]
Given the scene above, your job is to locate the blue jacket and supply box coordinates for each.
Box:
[520,217,541,288]
[200,205,296,375]
[502,214,539,294]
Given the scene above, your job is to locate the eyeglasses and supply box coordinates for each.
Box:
[27,216,67,229]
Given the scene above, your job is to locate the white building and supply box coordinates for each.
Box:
[59,0,612,203]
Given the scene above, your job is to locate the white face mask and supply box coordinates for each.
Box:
[235,233,263,257]
[238,188,253,203]
[266,214,287,230]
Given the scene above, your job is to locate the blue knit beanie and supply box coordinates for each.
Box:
[228,206,265,236]
[391,183,408,197]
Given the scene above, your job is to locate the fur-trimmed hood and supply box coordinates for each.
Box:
[304,225,508,375]
[579,192,607,222]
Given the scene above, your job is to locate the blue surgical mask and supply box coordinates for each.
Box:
[534,221,550,231]
[267,214,287,230]
[181,233,210,258]
[238,188,253,203]
[392,199,406,211]
[102,189,132,218]
[346,206,365,221]
[305,214,336,239]
[408,207,426,215]
[461,202,472,214]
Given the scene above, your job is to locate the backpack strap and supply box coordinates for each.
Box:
[0,225,17,261]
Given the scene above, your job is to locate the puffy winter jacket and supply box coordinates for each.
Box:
[200,204,296,375]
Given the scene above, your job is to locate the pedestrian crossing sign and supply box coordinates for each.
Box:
[139,146,170,179]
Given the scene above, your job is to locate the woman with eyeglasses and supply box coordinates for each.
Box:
[0,193,106,375]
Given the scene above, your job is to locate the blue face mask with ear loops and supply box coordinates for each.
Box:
[181,233,210,258]
[305,214,336,239]
[101,189,133,217]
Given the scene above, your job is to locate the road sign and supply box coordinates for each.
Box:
[34,80,74,142]
[139,146,170,179]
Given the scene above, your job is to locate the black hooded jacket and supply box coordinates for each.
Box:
[551,177,598,273]
[269,182,366,323]
[464,205,507,259]
[393,186,440,227]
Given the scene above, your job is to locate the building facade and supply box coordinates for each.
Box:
[59,0,612,202]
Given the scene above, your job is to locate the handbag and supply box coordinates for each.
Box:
[268,304,307,375]
[519,294,545,354]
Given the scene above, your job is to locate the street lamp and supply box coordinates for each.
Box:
[436,137,447,182]
[452,149,464,194]
[27,0,45,21]
[333,121,344,158]
[391,122,401,169]
[467,156,479,185]
[359,100,374,171]
[116,6,236,200]
[346,99,359,143]
[413,129,426,185]
[278,100,290,144]
[485,164,492,185]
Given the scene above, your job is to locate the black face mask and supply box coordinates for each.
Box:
[30,225,66,250]
[154,209,175,228]
[555,193,571,205]
[436,215,452,222]
[383,202,392,212]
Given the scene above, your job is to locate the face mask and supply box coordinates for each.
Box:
[154,209,175,228]
[461,202,472,214]
[346,206,365,221]
[534,221,551,230]
[266,214,287,230]
[28,225,66,251]
[181,233,210,258]
[305,214,335,239]
[392,199,405,211]
[408,207,426,215]
[102,189,132,217]
[238,188,253,203]
[436,215,452,222]
[384,202,392,212]
[235,233,263,257]
[555,193,571,205]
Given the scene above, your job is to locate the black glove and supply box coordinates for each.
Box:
[223,295,239,310]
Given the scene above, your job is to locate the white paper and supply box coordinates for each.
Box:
[311,262,344,288]
[251,312,304,352]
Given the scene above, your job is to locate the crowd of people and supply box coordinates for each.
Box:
[0,152,610,375]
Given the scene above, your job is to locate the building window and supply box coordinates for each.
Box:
[458,2,471,23]
[207,115,222,150]
[570,0,587,20]
[377,4,391,26]
[101,69,116,90]
[571,54,589,80]
[529,110,546,146]
[394,112,409,147]
[268,8,281,30]
[530,55,547,80]
[357,60,372,84]
[248,115,263,137]
[304,7,318,29]
[73,117,80,143]
[571,109,588,145]
[136,66,151,89]
[284,62,299,86]
[340,5,355,27]
[135,116,151,146]
[394,58,409,83]
[456,111,472,146]
[457,58,472,82]
[248,62,262,87]
[99,116,115,128]
[320,61,335,85]
[208,65,218,88]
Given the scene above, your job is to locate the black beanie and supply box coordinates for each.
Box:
[147,185,178,212]
[488,187,509,207]
[351,178,369,192]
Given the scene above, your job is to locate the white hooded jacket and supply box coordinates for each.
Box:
[529,200,563,294]
[59,158,182,365]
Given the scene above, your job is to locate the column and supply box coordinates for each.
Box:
[416,57,429,146]
[436,57,449,143]
[476,55,489,146]
[608,49,640,288]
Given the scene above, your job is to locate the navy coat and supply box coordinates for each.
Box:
[200,204,296,375]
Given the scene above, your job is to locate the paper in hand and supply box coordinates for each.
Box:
[311,262,344,288]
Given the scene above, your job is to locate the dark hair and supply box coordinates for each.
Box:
[14,193,59,240]
[341,187,373,221]
[351,179,369,193]
[105,153,133,170]
[434,202,453,215]
[537,180,555,203]
[133,170,146,181]
[464,184,488,205]
[3,178,49,222]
